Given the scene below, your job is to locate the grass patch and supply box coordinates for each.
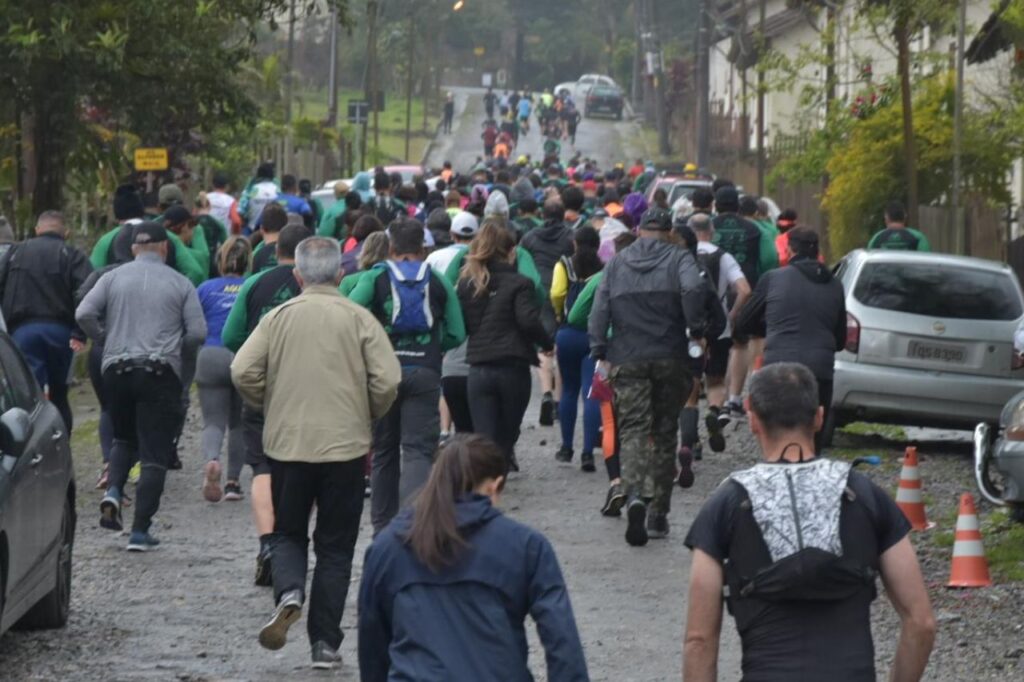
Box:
[981,508,1024,582]
[298,87,440,164]
[840,422,908,441]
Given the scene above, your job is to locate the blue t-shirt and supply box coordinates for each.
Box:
[517,98,531,119]
[197,276,245,346]
[253,193,311,229]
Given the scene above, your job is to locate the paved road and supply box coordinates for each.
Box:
[425,86,641,171]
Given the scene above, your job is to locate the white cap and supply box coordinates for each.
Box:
[450,211,479,238]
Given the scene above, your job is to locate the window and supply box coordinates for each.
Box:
[853,262,1023,321]
[0,337,38,412]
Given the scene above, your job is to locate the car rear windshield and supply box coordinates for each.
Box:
[853,262,1023,320]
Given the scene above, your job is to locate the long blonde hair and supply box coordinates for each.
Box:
[459,219,515,297]
[218,235,252,276]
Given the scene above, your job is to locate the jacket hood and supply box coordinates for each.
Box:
[484,191,509,219]
[618,236,677,273]
[511,178,534,204]
[352,172,374,202]
[390,494,500,535]
[792,257,833,284]
[534,220,570,242]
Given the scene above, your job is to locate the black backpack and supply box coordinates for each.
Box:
[560,256,588,320]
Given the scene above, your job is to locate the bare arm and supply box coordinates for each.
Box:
[880,537,936,682]
[682,549,724,682]
[728,277,752,322]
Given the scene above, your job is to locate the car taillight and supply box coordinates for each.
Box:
[845,313,860,353]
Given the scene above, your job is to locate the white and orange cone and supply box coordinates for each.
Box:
[948,493,992,588]
[895,446,934,531]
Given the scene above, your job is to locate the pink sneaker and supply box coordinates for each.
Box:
[202,460,223,502]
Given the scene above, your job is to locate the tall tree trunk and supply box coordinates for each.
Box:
[895,16,918,227]
[28,87,73,218]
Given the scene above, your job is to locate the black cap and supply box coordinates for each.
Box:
[640,207,672,231]
[715,186,740,212]
[163,205,192,228]
[132,221,168,245]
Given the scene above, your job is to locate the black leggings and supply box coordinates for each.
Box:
[441,375,474,433]
[467,364,532,465]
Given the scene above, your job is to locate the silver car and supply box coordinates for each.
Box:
[826,249,1024,445]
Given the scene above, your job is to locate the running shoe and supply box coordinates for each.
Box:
[539,393,555,426]
[311,641,342,670]
[507,452,521,473]
[693,441,704,462]
[625,498,649,547]
[202,460,223,502]
[725,400,747,421]
[127,462,141,484]
[169,454,183,470]
[223,481,244,501]
[580,452,596,473]
[601,484,626,517]
[647,513,670,539]
[126,531,161,552]
[254,547,273,587]
[677,447,695,489]
[258,590,303,651]
[705,407,726,453]
[95,465,109,490]
[554,446,573,463]
[99,491,123,531]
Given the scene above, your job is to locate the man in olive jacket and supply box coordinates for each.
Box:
[232,236,400,670]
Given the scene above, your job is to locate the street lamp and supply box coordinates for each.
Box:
[453,0,464,10]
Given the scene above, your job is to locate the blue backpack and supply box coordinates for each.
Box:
[385,260,433,334]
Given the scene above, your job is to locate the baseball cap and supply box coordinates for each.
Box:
[450,211,480,238]
[158,183,184,207]
[132,221,168,245]
[163,205,192,228]
[582,179,598,192]
[640,207,672,231]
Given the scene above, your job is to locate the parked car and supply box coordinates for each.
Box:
[584,85,625,120]
[0,332,75,636]
[974,394,1024,523]
[825,250,1024,446]
[556,74,619,104]
[313,165,427,210]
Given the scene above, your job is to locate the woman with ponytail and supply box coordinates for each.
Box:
[456,220,554,472]
[195,236,252,502]
[358,434,589,682]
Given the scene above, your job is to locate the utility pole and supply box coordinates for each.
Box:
[695,0,710,168]
[326,3,340,127]
[631,0,642,109]
[404,10,416,161]
[649,0,670,156]
[953,0,967,254]
[756,0,766,196]
[364,0,379,166]
[283,0,297,174]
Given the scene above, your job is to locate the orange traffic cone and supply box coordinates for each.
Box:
[948,493,992,588]
[895,447,933,531]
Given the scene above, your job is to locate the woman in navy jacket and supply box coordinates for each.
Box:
[358,434,589,681]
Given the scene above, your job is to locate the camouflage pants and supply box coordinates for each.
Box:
[611,359,692,515]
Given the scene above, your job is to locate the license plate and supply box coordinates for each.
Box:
[907,340,967,363]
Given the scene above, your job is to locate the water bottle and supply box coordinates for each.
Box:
[688,339,704,359]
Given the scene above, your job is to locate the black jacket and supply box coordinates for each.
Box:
[0,233,93,330]
[735,257,847,380]
[520,219,573,289]
[457,261,553,366]
[589,237,710,364]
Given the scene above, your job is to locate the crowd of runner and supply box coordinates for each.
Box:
[0,89,938,678]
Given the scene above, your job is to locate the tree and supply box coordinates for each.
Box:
[0,1,347,216]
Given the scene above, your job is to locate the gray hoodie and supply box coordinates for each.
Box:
[588,237,709,364]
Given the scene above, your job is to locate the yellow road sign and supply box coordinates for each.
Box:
[134,148,168,172]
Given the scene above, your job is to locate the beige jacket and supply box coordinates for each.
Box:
[231,284,401,463]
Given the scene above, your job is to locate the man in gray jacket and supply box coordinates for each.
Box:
[76,222,206,552]
[589,207,711,546]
